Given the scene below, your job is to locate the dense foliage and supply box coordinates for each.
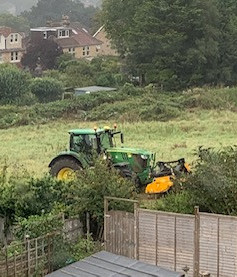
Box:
[30,77,64,102]
[143,147,237,216]
[0,159,135,235]
[0,85,237,129]
[0,65,31,105]
[22,0,98,29]
[0,13,30,32]
[22,38,63,71]
[102,0,237,90]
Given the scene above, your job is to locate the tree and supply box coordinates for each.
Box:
[0,64,31,105]
[30,77,64,103]
[21,38,63,71]
[216,0,237,85]
[102,0,220,90]
[22,0,98,29]
[0,13,30,32]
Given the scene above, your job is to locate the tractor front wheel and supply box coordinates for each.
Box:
[117,166,140,187]
[118,167,133,179]
[50,157,82,181]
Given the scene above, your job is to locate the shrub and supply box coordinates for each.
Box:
[30,77,64,103]
[15,213,63,239]
[0,64,31,105]
[64,159,136,226]
[183,147,237,215]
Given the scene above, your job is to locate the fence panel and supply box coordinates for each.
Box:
[0,234,52,277]
[138,209,195,275]
[0,214,83,277]
[105,210,135,258]
[138,210,156,264]
[199,213,237,277]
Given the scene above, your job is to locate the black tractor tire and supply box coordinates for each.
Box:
[118,167,133,179]
[117,166,141,189]
[50,157,82,178]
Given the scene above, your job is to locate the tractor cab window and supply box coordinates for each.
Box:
[100,132,113,150]
[71,134,97,153]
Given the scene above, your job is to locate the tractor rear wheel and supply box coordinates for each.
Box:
[50,157,82,181]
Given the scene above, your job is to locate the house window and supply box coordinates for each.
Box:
[10,34,14,43]
[68,47,75,57]
[15,34,18,42]
[11,51,19,62]
[43,31,47,39]
[58,29,69,38]
[96,45,100,52]
[83,46,90,56]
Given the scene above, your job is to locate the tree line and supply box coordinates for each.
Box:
[102,0,237,90]
[0,0,98,32]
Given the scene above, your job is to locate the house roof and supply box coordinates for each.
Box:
[0,26,16,37]
[75,86,117,95]
[45,251,184,277]
[31,22,102,48]
[57,27,102,48]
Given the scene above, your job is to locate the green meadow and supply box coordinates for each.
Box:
[1,109,236,176]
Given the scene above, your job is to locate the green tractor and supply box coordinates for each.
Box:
[49,126,190,194]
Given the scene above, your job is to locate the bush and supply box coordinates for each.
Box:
[0,64,31,105]
[15,213,63,239]
[72,235,100,261]
[63,159,136,226]
[30,77,64,103]
[183,147,237,215]
[142,191,194,214]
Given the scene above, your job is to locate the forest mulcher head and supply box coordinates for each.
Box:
[145,159,191,194]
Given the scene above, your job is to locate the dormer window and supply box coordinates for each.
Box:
[10,34,18,43]
[58,29,69,38]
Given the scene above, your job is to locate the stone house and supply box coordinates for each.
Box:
[0,26,25,64]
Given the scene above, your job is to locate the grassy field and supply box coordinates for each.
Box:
[1,109,236,176]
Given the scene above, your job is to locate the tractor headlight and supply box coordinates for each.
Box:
[141,154,148,160]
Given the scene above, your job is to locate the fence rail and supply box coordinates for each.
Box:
[104,197,237,277]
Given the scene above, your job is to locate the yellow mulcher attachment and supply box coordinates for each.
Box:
[145,159,191,194]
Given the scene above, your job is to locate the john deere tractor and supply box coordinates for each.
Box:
[49,126,190,194]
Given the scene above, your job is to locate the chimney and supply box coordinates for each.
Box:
[46,20,53,27]
[62,15,70,27]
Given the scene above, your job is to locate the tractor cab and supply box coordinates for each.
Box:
[68,127,123,154]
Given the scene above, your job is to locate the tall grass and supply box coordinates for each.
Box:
[0,109,236,176]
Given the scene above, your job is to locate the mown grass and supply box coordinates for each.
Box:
[1,109,236,176]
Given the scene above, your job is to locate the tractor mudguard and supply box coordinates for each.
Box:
[48,151,87,169]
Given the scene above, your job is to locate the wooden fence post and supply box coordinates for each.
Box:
[134,202,139,260]
[26,235,30,277]
[5,246,8,277]
[194,206,200,277]
[104,197,109,251]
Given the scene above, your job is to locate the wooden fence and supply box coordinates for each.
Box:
[104,197,237,277]
[0,233,54,277]
[0,216,83,277]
